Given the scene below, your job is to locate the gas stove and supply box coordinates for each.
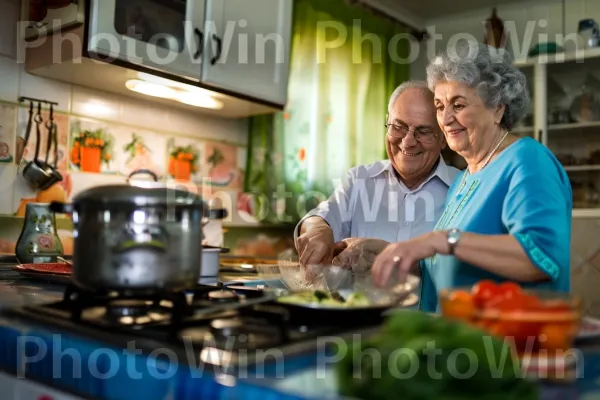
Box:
[0,282,381,400]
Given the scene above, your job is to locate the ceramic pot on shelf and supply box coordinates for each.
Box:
[15,203,64,264]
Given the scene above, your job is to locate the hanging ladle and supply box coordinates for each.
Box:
[39,104,63,190]
[21,102,55,190]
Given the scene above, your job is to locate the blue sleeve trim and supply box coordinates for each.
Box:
[514,232,560,280]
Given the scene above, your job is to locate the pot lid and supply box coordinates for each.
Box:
[73,183,206,208]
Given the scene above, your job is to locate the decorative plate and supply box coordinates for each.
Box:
[13,262,72,275]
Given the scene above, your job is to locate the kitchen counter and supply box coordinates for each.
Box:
[0,263,260,309]
[0,265,65,308]
[1,263,600,399]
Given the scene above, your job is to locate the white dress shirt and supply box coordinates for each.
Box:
[294,156,460,244]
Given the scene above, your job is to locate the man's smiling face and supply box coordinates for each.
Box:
[386,87,445,186]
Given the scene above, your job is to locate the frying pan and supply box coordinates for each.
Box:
[272,289,419,325]
[270,266,421,325]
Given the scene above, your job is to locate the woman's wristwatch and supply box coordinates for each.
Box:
[447,228,461,255]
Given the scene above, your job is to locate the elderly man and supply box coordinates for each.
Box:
[294,80,460,270]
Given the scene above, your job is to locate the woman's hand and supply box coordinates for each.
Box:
[331,238,389,273]
[372,232,448,286]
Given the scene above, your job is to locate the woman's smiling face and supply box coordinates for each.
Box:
[433,81,505,156]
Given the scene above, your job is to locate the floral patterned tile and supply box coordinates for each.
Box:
[0,104,16,164]
[204,141,243,190]
[114,127,167,180]
[165,136,205,184]
[12,107,71,217]
[69,117,117,175]
[16,107,69,166]
[12,168,38,217]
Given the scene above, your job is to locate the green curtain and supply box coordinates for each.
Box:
[245,0,410,224]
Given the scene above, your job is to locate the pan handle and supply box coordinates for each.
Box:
[209,208,228,220]
[127,169,158,183]
[50,201,73,214]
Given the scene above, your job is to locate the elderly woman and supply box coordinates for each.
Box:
[371,41,572,312]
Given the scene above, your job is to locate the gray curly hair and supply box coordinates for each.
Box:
[426,41,530,131]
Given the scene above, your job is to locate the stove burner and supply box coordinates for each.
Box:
[210,318,244,337]
[82,299,171,327]
[179,317,281,350]
[207,290,239,303]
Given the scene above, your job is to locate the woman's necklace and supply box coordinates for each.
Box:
[455,130,510,193]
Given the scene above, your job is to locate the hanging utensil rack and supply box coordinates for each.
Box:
[18,96,59,107]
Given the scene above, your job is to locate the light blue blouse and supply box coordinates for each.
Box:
[420,137,572,312]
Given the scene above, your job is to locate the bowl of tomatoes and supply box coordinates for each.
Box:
[439,281,582,355]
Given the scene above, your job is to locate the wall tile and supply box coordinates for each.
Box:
[69,117,117,175]
[0,55,19,102]
[571,262,600,318]
[17,108,69,165]
[167,108,249,145]
[571,218,600,269]
[120,99,171,133]
[0,104,17,164]
[204,141,244,190]
[19,69,71,114]
[165,136,205,184]
[68,172,127,200]
[12,168,38,217]
[0,164,15,214]
[71,85,122,121]
[116,127,167,179]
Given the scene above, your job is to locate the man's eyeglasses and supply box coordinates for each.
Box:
[385,123,439,144]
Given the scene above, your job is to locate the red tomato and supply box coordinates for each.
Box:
[471,280,499,307]
[519,294,543,311]
[487,295,523,312]
[497,282,522,300]
[442,290,476,321]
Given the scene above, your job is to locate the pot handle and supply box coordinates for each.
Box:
[127,169,158,183]
[208,208,228,220]
[49,201,73,214]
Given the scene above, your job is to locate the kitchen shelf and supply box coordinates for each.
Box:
[564,165,600,172]
[514,46,600,67]
[573,209,600,218]
[512,126,533,134]
[549,121,600,132]
[515,121,600,135]
[518,49,600,217]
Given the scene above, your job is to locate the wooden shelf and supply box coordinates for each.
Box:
[514,121,600,135]
[564,165,600,172]
[549,121,600,132]
[515,46,600,67]
[573,209,600,218]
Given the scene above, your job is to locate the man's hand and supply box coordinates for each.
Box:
[331,238,389,273]
[296,217,335,266]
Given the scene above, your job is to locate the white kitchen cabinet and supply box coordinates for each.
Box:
[22,0,292,116]
[201,0,293,106]
[515,48,600,217]
[88,0,206,82]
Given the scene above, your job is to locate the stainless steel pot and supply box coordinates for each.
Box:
[50,179,227,293]
[200,245,229,277]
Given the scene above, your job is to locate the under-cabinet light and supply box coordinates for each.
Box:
[125,79,176,99]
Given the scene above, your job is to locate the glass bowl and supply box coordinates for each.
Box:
[439,283,582,355]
